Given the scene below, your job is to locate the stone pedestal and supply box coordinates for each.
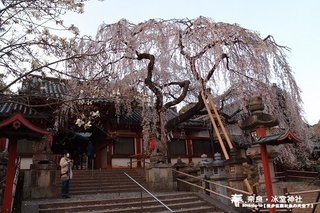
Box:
[23,151,59,199]
[23,169,58,199]
[146,163,175,191]
[225,149,247,194]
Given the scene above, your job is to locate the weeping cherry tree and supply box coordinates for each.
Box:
[66,17,310,167]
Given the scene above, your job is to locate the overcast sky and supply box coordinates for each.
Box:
[63,0,320,125]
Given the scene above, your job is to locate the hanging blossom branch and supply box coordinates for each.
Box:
[0,51,103,93]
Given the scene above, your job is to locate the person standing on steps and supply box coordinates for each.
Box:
[60,150,73,198]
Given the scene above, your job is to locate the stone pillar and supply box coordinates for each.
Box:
[225,149,247,194]
[23,137,58,199]
[146,163,175,191]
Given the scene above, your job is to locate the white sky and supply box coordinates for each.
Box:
[63,0,320,125]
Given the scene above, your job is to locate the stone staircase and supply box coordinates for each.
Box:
[66,169,146,195]
[22,169,236,213]
[37,192,221,213]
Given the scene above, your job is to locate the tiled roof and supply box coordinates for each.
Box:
[19,75,67,98]
[0,102,39,117]
[108,107,205,128]
[17,75,206,128]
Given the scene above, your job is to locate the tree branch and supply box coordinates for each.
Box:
[136,51,163,110]
[164,80,190,109]
[165,92,205,131]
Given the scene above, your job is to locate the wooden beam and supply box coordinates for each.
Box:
[207,95,233,149]
[243,178,253,194]
[201,91,229,160]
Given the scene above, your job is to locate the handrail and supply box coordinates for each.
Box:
[176,177,231,200]
[123,172,174,212]
[128,154,150,169]
[173,168,320,212]
[288,189,320,195]
[286,170,318,174]
[286,189,320,213]
[275,170,320,181]
[172,169,252,196]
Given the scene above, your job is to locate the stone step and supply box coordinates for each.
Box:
[69,183,146,190]
[63,169,147,195]
[69,201,215,213]
[71,169,143,175]
[39,194,197,209]
[38,193,218,213]
[59,177,145,183]
[57,171,145,182]
[69,181,144,187]
[69,187,142,195]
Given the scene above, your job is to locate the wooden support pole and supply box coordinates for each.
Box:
[207,94,233,149]
[243,178,253,194]
[201,91,229,160]
[311,191,320,213]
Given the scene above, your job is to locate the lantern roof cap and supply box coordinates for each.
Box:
[253,129,302,145]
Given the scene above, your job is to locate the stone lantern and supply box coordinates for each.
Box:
[211,152,229,204]
[211,153,226,180]
[238,96,279,213]
[198,154,212,179]
[239,96,302,213]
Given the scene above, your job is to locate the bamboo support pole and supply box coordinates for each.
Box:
[201,91,229,160]
[311,192,320,213]
[207,94,233,149]
[243,178,253,194]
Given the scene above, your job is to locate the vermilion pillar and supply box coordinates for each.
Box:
[2,138,18,213]
[257,127,275,213]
